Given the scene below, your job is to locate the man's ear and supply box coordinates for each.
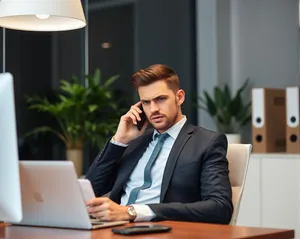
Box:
[176,89,185,106]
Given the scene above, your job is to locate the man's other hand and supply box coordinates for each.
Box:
[86,197,131,221]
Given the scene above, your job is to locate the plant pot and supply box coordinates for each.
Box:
[66,149,83,177]
[225,134,241,144]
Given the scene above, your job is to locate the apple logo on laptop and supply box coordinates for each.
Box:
[33,192,44,203]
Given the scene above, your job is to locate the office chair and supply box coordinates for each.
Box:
[227,143,252,225]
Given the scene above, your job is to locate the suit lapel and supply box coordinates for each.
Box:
[160,123,194,202]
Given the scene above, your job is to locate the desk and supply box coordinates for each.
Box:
[0,221,295,239]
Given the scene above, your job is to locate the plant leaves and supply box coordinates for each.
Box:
[214,86,225,108]
[25,126,67,144]
[26,68,125,149]
[203,91,217,116]
[105,75,119,87]
[196,79,251,133]
[92,69,101,86]
[88,104,98,113]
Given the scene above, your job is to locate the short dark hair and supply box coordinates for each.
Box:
[131,64,180,92]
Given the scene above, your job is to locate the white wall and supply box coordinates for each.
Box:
[196,0,300,142]
[231,0,299,92]
[196,0,218,132]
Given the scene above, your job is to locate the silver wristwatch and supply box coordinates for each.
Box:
[127,205,137,221]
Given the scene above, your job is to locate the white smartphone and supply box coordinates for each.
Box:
[78,179,95,202]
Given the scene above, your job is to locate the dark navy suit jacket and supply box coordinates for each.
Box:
[86,124,233,224]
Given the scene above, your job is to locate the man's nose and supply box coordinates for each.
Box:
[150,102,159,113]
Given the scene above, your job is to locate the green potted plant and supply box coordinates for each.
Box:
[197,80,251,143]
[26,69,123,176]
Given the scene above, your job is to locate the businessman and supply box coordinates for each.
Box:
[85,64,233,224]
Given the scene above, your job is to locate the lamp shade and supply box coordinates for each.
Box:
[0,0,86,31]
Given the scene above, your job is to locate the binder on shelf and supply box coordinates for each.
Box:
[252,88,286,153]
[286,87,300,153]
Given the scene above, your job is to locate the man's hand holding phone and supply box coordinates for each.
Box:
[113,102,148,144]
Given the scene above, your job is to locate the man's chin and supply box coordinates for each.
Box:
[151,122,170,132]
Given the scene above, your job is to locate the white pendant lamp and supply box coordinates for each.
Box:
[0,0,86,31]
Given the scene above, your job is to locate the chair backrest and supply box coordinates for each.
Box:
[227,143,252,225]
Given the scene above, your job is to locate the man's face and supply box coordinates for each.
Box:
[138,80,185,133]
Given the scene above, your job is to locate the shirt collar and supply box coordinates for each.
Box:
[152,115,187,140]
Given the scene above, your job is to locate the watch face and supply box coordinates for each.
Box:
[128,206,136,216]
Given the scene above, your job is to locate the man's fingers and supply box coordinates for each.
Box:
[127,112,138,125]
[87,199,127,222]
[130,105,142,121]
[133,101,142,108]
[122,108,141,124]
[87,205,100,214]
[87,202,108,213]
[131,109,141,122]
[86,197,109,207]
[131,105,142,114]
[90,206,112,221]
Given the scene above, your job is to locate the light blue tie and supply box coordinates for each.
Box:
[126,133,169,205]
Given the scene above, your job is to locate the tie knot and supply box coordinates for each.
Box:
[155,133,169,143]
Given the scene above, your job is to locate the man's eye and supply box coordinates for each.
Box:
[142,101,150,105]
[158,97,166,101]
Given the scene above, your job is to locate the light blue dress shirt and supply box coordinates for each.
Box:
[112,116,187,221]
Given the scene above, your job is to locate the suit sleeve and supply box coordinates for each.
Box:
[85,140,127,197]
[148,134,233,224]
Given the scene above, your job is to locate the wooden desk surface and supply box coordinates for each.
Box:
[0,221,295,239]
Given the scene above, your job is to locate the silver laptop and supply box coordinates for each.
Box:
[14,160,128,230]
